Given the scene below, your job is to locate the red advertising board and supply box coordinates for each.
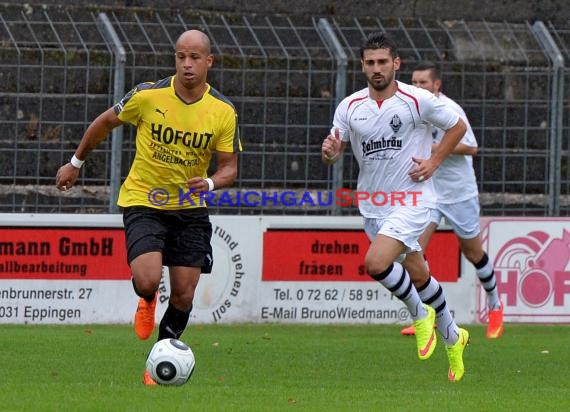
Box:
[0,228,131,279]
[262,229,460,282]
[423,230,461,282]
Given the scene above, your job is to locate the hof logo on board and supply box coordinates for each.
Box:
[480,222,570,323]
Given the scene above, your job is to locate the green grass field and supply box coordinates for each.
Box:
[0,323,568,412]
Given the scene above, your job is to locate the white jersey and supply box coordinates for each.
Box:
[332,81,460,218]
[431,93,479,204]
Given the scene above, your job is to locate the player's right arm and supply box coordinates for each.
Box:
[322,97,353,165]
[322,127,348,165]
[55,107,124,191]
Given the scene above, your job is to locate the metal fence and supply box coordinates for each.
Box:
[0,4,568,216]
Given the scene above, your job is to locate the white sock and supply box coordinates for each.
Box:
[418,275,459,346]
[474,253,501,310]
[371,262,427,321]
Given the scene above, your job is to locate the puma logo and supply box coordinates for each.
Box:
[165,326,180,338]
[155,108,168,119]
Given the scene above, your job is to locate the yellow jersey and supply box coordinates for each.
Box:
[114,76,241,210]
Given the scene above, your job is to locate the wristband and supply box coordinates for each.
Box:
[204,177,215,191]
[70,155,85,169]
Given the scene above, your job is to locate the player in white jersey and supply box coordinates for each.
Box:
[402,61,503,339]
[321,32,469,382]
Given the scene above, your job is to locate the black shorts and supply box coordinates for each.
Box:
[122,206,213,272]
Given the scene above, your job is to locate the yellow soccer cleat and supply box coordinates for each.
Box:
[447,328,469,382]
[401,323,436,336]
[414,304,437,360]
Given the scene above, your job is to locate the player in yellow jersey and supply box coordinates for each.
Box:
[56,30,242,385]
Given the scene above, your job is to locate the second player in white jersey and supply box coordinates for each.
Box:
[430,92,478,204]
[410,60,504,340]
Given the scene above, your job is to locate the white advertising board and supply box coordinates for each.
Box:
[6,213,566,325]
[472,217,570,324]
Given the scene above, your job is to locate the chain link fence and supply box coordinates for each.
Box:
[0,4,568,216]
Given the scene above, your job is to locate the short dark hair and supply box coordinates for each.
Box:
[360,31,399,59]
[412,60,441,81]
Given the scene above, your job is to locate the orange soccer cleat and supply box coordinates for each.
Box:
[143,370,157,386]
[487,303,504,339]
[134,293,157,340]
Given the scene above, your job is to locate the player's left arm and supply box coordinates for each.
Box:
[210,109,240,189]
[410,118,466,182]
[208,151,238,189]
[445,103,478,156]
[451,142,477,156]
[186,108,240,193]
[433,141,477,156]
[430,118,467,167]
[185,150,238,193]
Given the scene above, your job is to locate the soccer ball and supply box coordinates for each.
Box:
[145,338,196,386]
